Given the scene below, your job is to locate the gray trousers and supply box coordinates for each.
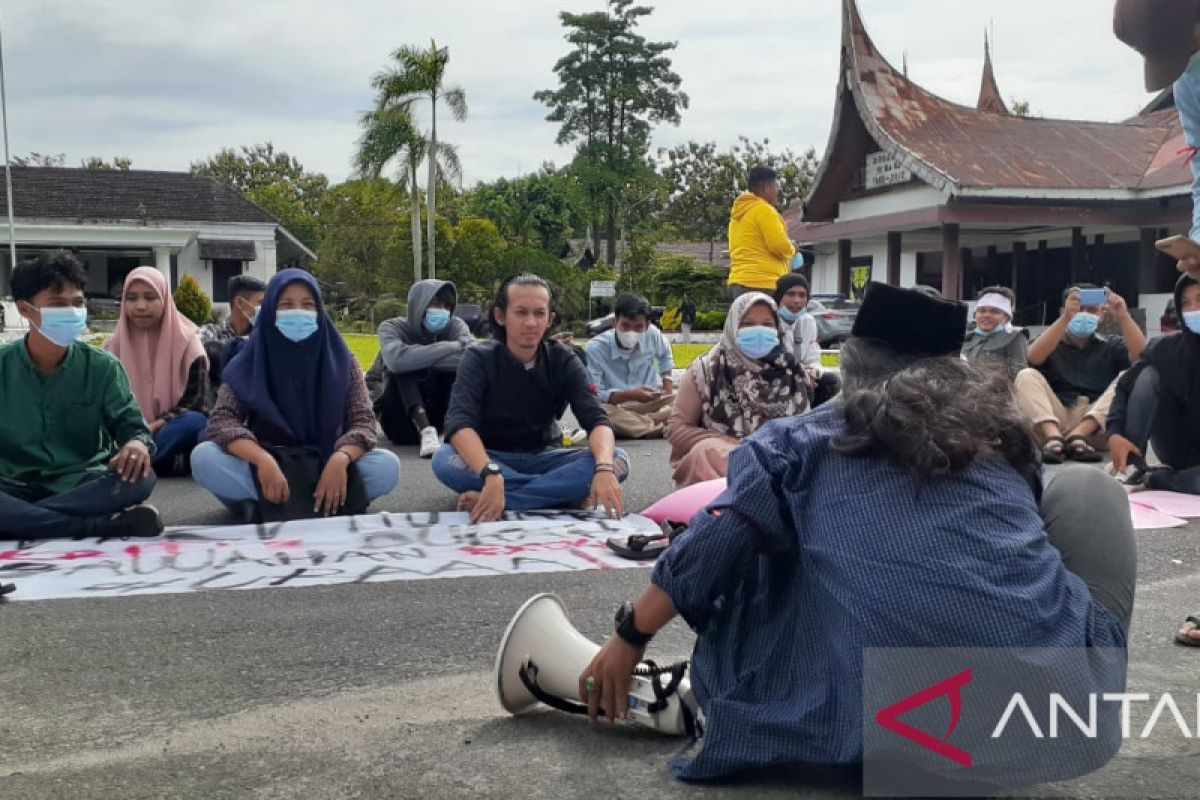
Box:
[1041,465,1137,634]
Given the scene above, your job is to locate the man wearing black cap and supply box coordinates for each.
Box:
[578,281,1133,786]
[774,273,841,406]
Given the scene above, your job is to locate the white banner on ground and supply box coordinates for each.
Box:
[0,511,660,602]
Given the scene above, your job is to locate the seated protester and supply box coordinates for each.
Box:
[1109,273,1200,493]
[191,269,401,520]
[774,273,841,406]
[667,292,809,488]
[0,251,162,539]
[578,283,1134,785]
[370,279,474,458]
[1015,284,1146,464]
[961,285,1028,378]
[105,267,209,475]
[585,293,675,439]
[198,274,266,392]
[432,274,629,522]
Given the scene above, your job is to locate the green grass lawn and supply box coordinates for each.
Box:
[341,333,714,372]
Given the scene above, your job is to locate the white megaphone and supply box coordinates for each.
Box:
[494,593,698,736]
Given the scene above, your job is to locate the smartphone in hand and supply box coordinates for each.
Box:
[1076,288,1108,307]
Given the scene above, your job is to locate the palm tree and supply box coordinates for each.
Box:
[369,39,467,280]
[355,106,463,284]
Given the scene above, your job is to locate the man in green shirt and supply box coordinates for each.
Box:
[0,251,163,539]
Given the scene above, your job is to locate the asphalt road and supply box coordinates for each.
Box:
[1,437,1198,799]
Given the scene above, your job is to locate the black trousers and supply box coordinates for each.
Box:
[375,367,458,445]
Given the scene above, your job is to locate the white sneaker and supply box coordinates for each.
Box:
[419,426,441,458]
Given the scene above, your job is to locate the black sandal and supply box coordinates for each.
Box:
[1041,436,1066,464]
[607,522,686,561]
[1176,616,1200,648]
[1064,435,1103,463]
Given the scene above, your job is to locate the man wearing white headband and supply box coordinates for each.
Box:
[961,286,1028,378]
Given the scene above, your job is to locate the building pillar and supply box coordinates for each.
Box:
[1012,242,1027,304]
[886,232,902,286]
[1138,227,1158,295]
[1070,227,1086,284]
[941,224,962,300]
[837,238,851,297]
[153,246,171,278]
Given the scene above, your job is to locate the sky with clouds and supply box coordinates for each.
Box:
[2,0,1158,187]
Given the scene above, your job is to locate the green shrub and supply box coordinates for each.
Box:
[174,275,212,326]
[372,298,407,326]
[660,306,681,332]
[695,310,727,331]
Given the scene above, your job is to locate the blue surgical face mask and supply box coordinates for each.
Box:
[1184,309,1200,336]
[736,325,780,359]
[425,308,451,333]
[275,309,319,342]
[28,304,87,348]
[778,307,798,323]
[1067,312,1099,338]
[974,325,998,337]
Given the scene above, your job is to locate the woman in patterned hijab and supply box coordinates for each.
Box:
[665,291,809,487]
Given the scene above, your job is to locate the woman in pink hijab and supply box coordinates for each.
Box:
[105,267,210,474]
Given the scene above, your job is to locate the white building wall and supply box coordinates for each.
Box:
[176,239,208,296]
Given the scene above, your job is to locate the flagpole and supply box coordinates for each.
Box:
[0,10,17,289]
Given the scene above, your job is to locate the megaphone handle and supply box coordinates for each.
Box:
[518,660,607,719]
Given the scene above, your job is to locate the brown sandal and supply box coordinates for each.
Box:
[1064,435,1103,463]
[1041,436,1066,464]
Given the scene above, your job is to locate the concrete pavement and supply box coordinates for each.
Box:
[1,439,1198,798]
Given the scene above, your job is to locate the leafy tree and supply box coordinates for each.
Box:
[660,141,740,262]
[314,179,408,299]
[535,0,688,265]
[368,39,468,280]
[466,166,584,254]
[356,105,462,283]
[1011,98,1031,117]
[12,152,65,167]
[445,217,508,293]
[728,137,818,212]
[190,143,328,250]
[82,156,132,170]
[174,275,213,325]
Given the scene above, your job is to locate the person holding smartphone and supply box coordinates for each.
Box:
[1015,284,1146,463]
[585,294,675,439]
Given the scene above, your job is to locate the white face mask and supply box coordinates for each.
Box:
[615,329,643,350]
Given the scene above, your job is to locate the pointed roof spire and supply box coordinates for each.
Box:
[902,50,908,77]
[977,30,1010,115]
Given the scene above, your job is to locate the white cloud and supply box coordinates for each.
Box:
[0,0,1158,184]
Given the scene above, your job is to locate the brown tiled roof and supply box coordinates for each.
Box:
[0,167,277,224]
[804,0,1188,221]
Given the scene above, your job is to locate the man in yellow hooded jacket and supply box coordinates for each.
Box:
[727,166,797,297]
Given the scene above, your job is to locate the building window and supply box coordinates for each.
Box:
[916,252,943,293]
[211,260,244,303]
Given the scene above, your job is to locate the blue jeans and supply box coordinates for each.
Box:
[190,441,401,507]
[152,412,207,471]
[0,471,157,539]
[431,444,630,511]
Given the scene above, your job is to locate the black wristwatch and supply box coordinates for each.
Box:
[614,601,653,648]
[479,463,503,481]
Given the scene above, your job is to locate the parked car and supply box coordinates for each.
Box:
[585,306,666,338]
[454,303,489,337]
[1161,299,1179,335]
[808,298,858,348]
[85,293,121,318]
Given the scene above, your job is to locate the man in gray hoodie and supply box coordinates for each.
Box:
[369,280,474,457]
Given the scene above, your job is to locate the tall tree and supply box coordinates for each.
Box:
[660,141,741,262]
[466,166,584,255]
[369,40,468,279]
[191,143,328,250]
[535,0,688,266]
[357,106,424,284]
[314,179,408,298]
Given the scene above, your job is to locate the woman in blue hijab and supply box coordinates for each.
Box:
[191,269,400,519]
